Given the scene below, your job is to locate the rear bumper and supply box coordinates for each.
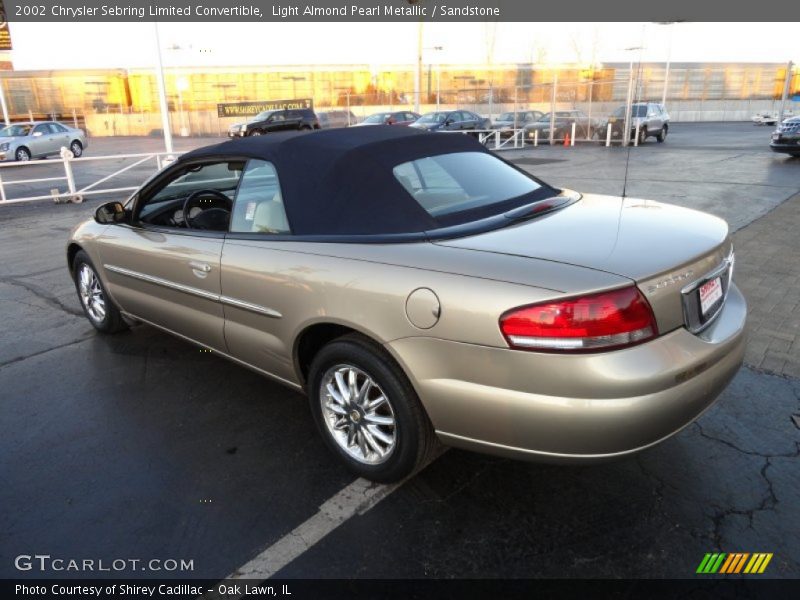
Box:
[386,284,747,462]
[770,140,800,154]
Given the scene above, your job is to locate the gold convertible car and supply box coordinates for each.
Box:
[67,127,746,482]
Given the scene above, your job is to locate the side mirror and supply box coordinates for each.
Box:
[95,201,127,225]
[32,131,43,137]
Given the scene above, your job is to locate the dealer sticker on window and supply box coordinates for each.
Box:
[699,277,723,317]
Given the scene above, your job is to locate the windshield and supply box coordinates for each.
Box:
[393,151,554,225]
[364,113,391,123]
[612,105,647,118]
[0,124,32,137]
[417,112,447,123]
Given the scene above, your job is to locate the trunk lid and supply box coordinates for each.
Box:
[436,193,733,333]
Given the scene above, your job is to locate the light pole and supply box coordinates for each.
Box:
[423,45,444,111]
[655,22,677,107]
[0,76,8,126]
[153,22,173,155]
[622,45,644,147]
[176,77,189,136]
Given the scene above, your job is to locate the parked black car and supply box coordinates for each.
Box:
[770,116,800,157]
[228,108,320,137]
[409,110,491,133]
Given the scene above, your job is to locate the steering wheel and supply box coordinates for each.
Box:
[182,189,232,230]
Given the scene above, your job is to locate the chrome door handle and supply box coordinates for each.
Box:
[188,261,212,276]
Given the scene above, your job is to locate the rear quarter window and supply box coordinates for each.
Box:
[392,151,543,219]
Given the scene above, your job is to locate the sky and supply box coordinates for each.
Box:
[6,22,799,71]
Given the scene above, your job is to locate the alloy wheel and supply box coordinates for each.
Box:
[78,264,106,323]
[319,364,397,465]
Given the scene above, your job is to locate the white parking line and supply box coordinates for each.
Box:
[200,478,402,599]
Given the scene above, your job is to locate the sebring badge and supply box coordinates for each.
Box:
[647,270,695,294]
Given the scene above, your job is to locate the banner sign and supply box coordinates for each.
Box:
[217,98,313,118]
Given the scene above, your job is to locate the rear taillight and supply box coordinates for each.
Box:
[499,286,658,352]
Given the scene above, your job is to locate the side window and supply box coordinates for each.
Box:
[272,112,286,122]
[32,124,50,135]
[50,123,68,133]
[230,160,290,235]
[137,161,244,229]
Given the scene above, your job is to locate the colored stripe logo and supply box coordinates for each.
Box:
[696,553,773,574]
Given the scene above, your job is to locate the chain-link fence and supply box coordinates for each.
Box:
[5,63,796,139]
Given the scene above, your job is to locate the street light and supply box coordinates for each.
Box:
[654,22,678,108]
[152,22,173,155]
[424,45,444,110]
[622,45,645,148]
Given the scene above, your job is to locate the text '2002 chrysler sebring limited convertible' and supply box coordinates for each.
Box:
[67,127,746,482]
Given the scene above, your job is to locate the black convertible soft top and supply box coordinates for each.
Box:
[181,126,544,236]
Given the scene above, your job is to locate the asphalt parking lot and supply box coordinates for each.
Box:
[1,122,799,581]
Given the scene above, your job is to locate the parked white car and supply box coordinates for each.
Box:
[752,111,794,125]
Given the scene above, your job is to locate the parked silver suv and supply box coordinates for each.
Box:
[606,103,670,144]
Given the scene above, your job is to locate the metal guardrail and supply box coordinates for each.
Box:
[0,147,182,205]
[445,123,643,149]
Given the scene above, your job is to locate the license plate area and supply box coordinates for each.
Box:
[681,251,734,334]
[699,277,723,317]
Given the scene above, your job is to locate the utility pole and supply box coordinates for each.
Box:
[778,61,794,124]
[153,23,174,155]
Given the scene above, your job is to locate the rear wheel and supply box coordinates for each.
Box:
[72,250,127,333]
[308,334,437,482]
[70,140,83,157]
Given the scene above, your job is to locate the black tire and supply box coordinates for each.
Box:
[247,129,263,136]
[308,333,437,483]
[299,125,312,131]
[656,126,667,143]
[15,146,31,161]
[70,140,83,157]
[637,126,647,145]
[72,250,127,334]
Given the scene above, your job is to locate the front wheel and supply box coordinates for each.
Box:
[656,126,667,143]
[15,147,31,161]
[308,334,437,482]
[637,126,647,145]
[72,250,127,333]
[247,130,262,136]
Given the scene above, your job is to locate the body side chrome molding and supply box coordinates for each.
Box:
[219,295,283,319]
[104,264,219,301]
[104,264,282,319]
